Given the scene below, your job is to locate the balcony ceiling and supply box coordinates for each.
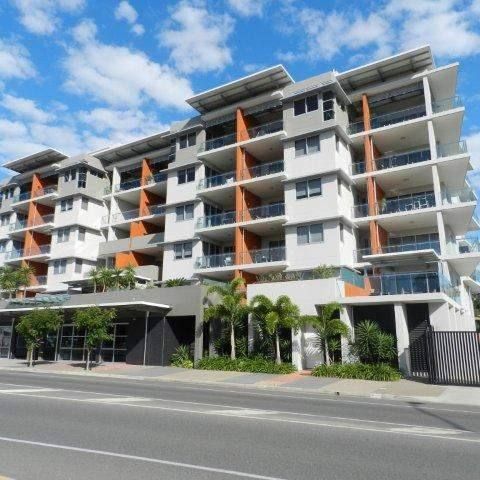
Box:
[2,148,67,174]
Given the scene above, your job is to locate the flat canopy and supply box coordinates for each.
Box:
[337,45,434,93]
[92,130,170,163]
[3,148,68,174]
[187,65,294,114]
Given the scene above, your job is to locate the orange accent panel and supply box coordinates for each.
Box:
[130,220,161,237]
[242,150,259,181]
[236,108,251,142]
[115,251,154,268]
[31,173,44,196]
[344,278,371,297]
[141,158,153,186]
[139,189,164,217]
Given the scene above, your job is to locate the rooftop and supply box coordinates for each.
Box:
[2,148,68,174]
[186,65,294,114]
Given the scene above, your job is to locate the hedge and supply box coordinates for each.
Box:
[311,362,402,381]
[195,356,296,374]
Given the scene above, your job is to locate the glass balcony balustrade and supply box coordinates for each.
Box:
[437,140,467,158]
[195,246,286,269]
[442,187,476,205]
[355,240,441,262]
[5,244,51,260]
[432,96,463,114]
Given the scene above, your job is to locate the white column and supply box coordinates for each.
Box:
[423,76,433,116]
[436,211,448,256]
[394,303,411,375]
[432,163,442,207]
[247,313,254,355]
[340,306,354,363]
[291,329,303,371]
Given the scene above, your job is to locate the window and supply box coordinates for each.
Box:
[179,132,196,149]
[64,169,76,182]
[335,134,340,153]
[2,187,14,199]
[0,241,7,253]
[296,178,322,199]
[78,167,87,189]
[75,259,83,273]
[174,242,193,259]
[78,227,86,241]
[53,259,67,274]
[337,178,342,196]
[295,135,320,157]
[57,227,70,243]
[0,214,9,226]
[294,94,319,116]
[60,198,73,212]
[297,224,324,245]
[176,203,194,221]
[81,198,88,210]
[178,167,195,184]
[340,222,344,242]
[323,91,335,121]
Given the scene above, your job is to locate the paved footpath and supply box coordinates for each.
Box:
[0,358,478,407]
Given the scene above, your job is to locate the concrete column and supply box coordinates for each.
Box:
[194,304,204,362]
[394,303,411,376]
[428,302,450,331]
[247,313,254,355]
[423,77,433,116]
[291,329,303,371]
[436,211,448,255]
[427,120,437,159]
[340,306,354,363]
[432,163,442,208]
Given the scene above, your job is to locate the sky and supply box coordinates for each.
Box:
[0,0,480,186]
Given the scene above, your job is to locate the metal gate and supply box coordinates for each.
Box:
[410,327,480,386]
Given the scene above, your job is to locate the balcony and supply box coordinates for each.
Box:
[347,105,427,135]
[442,187,476,206]
[432,96,463,114]
[29,275,48,287]
[11,192,31,204]
[355,240,441,262]
[145,172,168,185]
[198,121,284,153]
[114,178,141,192]
[5,244,51,261]
[242,160,284,180]
[351,148,431,175]
[366,272,443,296]
[437,140,467,158]
[198,171,236,190]
[195,247,286,269]
[353,192,436,218]
[9,214,55,232]
[196,203,285,230]
[106,203,166,226]
[11,186,58,205]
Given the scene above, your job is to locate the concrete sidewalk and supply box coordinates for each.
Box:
[0,358,479,408]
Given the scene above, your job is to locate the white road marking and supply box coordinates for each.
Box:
[0,388,59,394]
[87,397,152,403]
[0,436,288,480]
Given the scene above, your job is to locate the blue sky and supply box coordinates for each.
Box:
[0,0,480,184]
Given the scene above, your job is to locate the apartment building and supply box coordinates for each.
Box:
[0,45,478,371]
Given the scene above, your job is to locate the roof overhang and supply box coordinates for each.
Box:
[91,130,170,163]
[2,148,68,174]
[186,65,294,114]
[337,46,434,93]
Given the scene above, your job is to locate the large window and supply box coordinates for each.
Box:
[53,258,67,274]
[176,203,194,221]
[174,242,193,259]
[0,214,10,226]
[294,94,319,116]
[64,169,76,182]
[297,224,324,245]
[78,167,87,189]
[58,325,86,361]
[295,135,320,157]
[57,227,70,243]
[178,167,195,184]
[323,91,335,121]
[179,132,196,149]
[296,178,322,199]
[100,323,128,362]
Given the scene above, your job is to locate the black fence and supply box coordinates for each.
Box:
[410,327,480,386]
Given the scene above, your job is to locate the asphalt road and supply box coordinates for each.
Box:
[0,371,478,480]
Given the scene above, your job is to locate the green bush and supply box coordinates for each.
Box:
[196,356,296,374]
[171,345,194,368]
[351,320,397,364]
[312,362,402,381]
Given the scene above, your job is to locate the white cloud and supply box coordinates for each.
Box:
[278,0,480,63]
[114,1,145,36]
[11,0,85,35]
[0,38,36,79]
[63,19,192,109]
[227,0,266,17]
[160,0,234,73]
[1,93,53,122]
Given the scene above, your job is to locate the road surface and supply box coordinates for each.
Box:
[0,370,478,479]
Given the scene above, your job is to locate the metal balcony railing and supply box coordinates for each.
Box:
[33,186,57,198]
[11,192,31,203]
[242,160,284,179]
[198,171,236,190]
[347,105,427,135]
[5,244,51,260]
[242,120,284,140]
[352,193,436,218]
[111,209,140,224]
[114,178,141,192]
[9,214,54,231]
[198,133,236,153]
[195,247,286,269]
[432,96,463,114]
[437,140,468,158]
[242,203,285,221]
[355,241,441,261]
[146,172,168,184]
[196,211,236,229]
[442,187,476,205]
[366,271,442,296]
[142,204,166,217]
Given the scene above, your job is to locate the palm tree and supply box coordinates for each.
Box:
[97,267,114,292]
[88,268,101,293]
[121,265,136,290]
[17,264,35,296]
[204,277,250,360]
[111,267,124,290]
[0,266,21,299]
[301,302,348,365]
[250,294,300,365]
[164,277,189,287]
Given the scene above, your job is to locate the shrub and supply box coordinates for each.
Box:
[312,362,402,381]
[196,356,296,374]
[164,278,189,287]
[171,345,194,368]
[311,264,337,279]
[351,320,397,364]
